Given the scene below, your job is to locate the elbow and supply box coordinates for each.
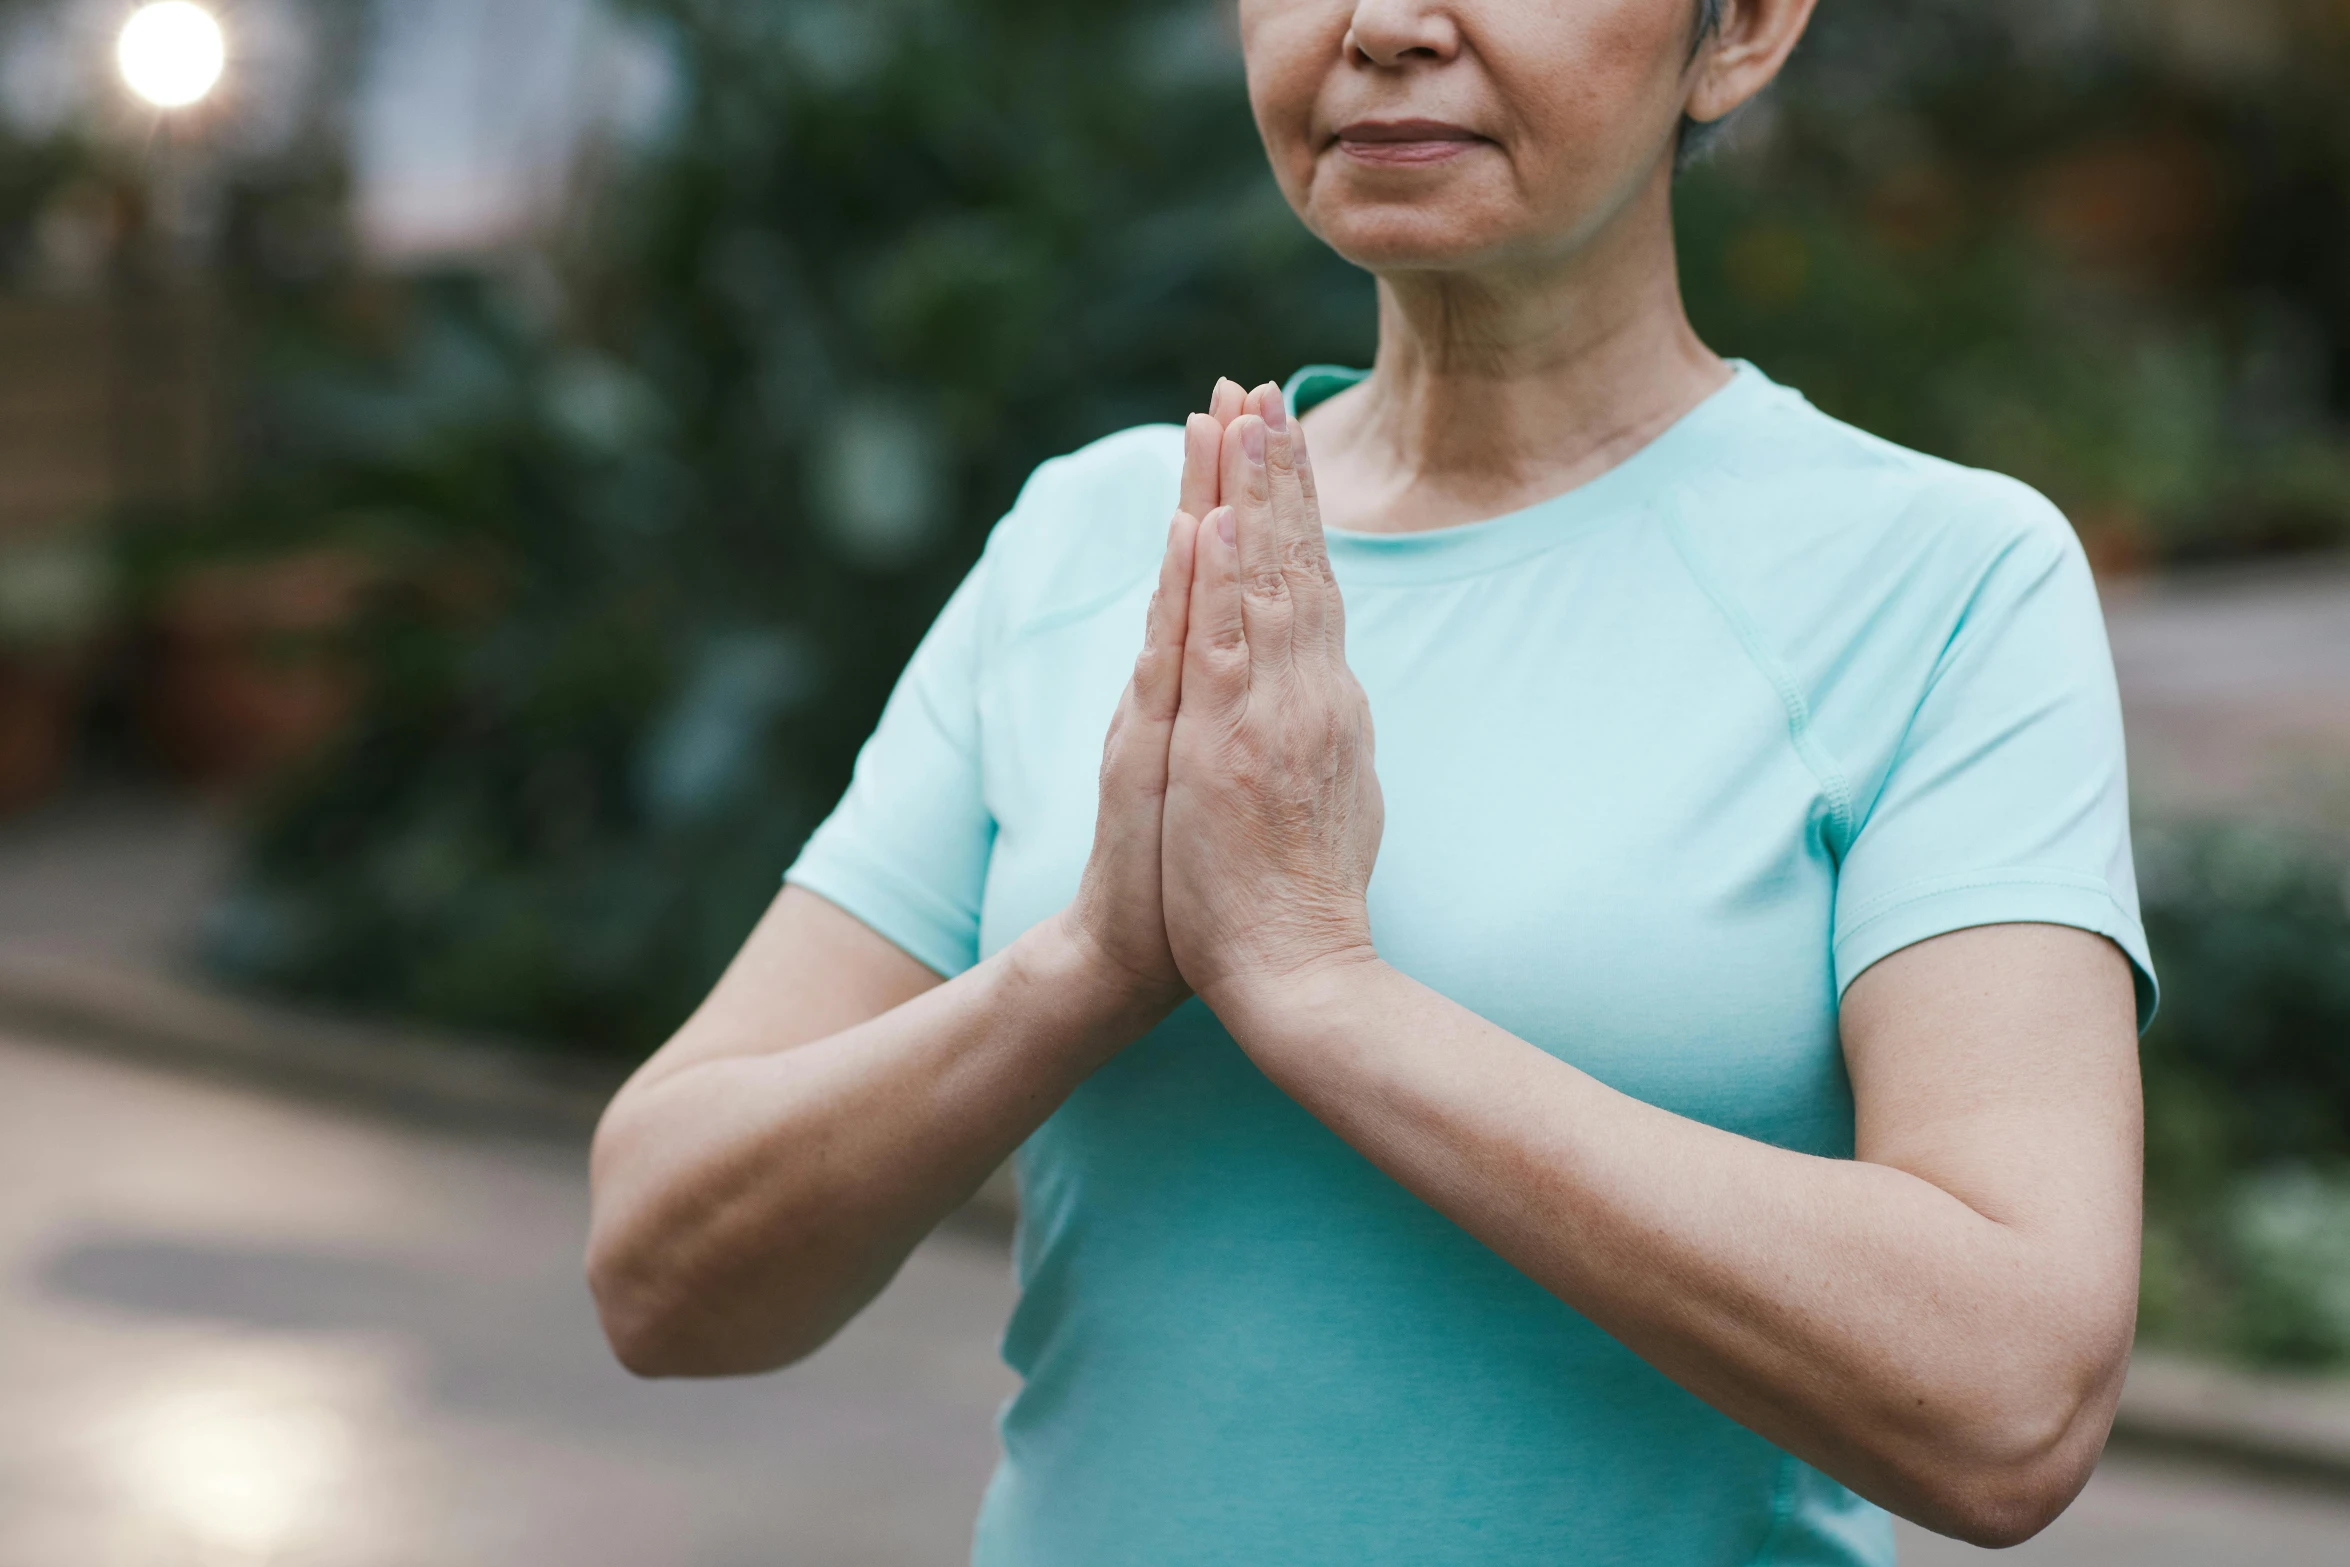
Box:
[1901,1378,2115,1549]
[583,1095,879,1378]
[584,1103,781,1379]
[1927,1465,2082,1551]
[585,1133,701,1377]
[586,1230,702,1379]
[587,1236,809,1380]
[584,1208,837,1379]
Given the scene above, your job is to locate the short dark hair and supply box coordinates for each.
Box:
[1676,0,1731,171]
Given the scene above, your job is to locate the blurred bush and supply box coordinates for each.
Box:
[2137,822,2350,1367]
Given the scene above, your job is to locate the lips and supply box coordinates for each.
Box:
[1334,118,1488,167]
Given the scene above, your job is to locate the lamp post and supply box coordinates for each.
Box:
[106,4,231,525]
[118,3,228,111]
[114,1,229,275]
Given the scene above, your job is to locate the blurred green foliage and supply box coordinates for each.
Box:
[2134,824,2350,1367]
[184,0,1373,1047]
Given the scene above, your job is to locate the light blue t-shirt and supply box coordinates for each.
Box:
[786,362,2154,1566]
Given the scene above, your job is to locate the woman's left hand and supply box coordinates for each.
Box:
[1161,384,1385,1005]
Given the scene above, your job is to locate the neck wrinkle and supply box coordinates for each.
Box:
[1331,161,1728,512]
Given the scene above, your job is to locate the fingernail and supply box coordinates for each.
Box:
[1241,420,1266,465]
[1215,507,1237,547]
[1263,392,1288,434]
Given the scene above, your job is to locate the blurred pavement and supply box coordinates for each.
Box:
[2105,558,2350,831]
[4,1025,2350,1564]
[0,1026,1014,1567]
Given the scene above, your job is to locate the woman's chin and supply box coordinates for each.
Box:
[1311,208,1525,277]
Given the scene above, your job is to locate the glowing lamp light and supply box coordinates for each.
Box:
[118,2,227,110]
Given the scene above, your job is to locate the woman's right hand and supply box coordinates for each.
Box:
[1051,381,1244,1020]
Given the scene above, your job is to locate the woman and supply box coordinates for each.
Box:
[587,0,2153,1561]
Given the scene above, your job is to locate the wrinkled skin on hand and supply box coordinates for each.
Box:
[1160,384,1385,1001]
[1059,382,1248,1014]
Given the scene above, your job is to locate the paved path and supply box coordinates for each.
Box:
[0,1028,1013,1567]
[5,1030,2349,1566]
[2104,560,2350,831]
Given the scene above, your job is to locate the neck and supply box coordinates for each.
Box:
[1308,161,1728,534]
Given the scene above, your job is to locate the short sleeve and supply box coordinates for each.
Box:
[784,548,996,978]
[1832,519,2158,1028]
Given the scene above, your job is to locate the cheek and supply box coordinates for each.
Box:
[1241,5,1343,201]
[1489,3,1690,195]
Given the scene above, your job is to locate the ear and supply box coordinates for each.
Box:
[1686,0,1819,129]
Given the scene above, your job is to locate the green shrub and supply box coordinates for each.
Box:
[2136,822,2350,1367]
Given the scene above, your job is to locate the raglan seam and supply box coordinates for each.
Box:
[908,676,984,769]
[1660,493,1859,859]
[1843,487,2075,832]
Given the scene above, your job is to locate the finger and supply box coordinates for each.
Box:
[1255,382,1325,657]
[1210,377,1245,426]
[1289,401,1346,659]
[1220,413,1294,677]
[1134,510,1198,724]
[1179,413,1220,520]
[1183,504,1248,711]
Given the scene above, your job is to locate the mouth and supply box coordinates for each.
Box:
[1332,118,1489,168]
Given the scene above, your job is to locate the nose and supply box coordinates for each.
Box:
[1343,0,1461,68]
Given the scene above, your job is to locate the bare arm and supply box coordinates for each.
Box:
[1162,390,2143,1547]
[586,396,1237,1376]
[587,887,1147,1376]
[1208,926,2141,1549]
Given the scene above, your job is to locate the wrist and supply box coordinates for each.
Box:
[1009,912,1185,1053]
[1198,941,1390,1046]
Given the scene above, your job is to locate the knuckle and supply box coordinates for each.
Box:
[1199,628,1249,661]
[1243,568,1290,603]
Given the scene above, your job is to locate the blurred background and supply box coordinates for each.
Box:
[1,0,2349,1562]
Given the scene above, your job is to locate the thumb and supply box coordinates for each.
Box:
[1133,510,1199,724]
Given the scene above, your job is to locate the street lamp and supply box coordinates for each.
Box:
[118,2,227,110]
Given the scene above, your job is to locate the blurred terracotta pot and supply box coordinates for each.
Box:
[145,548,369,789]
[0,653,83,813]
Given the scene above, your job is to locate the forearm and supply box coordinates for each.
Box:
[588,917,1154,1377]
[1207,958,2137,1543]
